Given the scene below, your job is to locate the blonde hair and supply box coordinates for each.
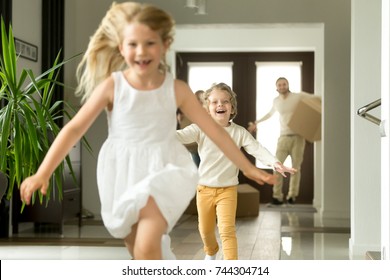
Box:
[194,90,205,106]
[75,2,175,103]
[204,83,238,120]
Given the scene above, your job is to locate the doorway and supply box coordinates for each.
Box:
[176,51,314,204]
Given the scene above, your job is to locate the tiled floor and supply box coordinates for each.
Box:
[0,204,351,260]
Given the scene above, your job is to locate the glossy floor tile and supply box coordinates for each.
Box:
[280,211,350,260]
[0,204,351,260]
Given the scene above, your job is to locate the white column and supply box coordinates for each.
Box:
[350,0,382,259]
[381,0,390,260]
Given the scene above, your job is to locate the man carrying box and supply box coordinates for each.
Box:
[248,77,321,205]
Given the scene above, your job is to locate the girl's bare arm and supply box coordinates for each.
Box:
[20,78,114,204]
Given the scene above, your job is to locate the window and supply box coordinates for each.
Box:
[187,62,233,92]
[255,62,302,168]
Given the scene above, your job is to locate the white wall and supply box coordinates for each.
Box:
[12,0,41,75]
[350,0,382,259]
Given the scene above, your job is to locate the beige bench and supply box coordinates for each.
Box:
[184,184,259,217]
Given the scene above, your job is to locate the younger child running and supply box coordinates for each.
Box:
[177,83,295,260]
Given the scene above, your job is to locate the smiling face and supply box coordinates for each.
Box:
[207,89,234,127]
[276,78,290,96]
[119,22,169,77]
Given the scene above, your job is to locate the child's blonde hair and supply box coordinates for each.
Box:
[204,83,238,120]
[75,2,175,103]
[194,90,205,106]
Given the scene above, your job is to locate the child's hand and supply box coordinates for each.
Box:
[273,162,297,178]
[247,122,257,133]
[20,175,49,205]
[243,167,276,185]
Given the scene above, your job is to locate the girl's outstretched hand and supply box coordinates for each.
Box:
[243,166,276,185]
[20,175,49,205]
[273,162,297,178]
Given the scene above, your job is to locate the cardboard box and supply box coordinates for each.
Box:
[184,197,197,215]
[236,184,259,217]
[288,96,321,142]
[184,184,260,217]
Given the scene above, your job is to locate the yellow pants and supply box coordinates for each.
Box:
[196,185,238,260]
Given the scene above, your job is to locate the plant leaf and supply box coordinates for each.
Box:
[0,17,87,208]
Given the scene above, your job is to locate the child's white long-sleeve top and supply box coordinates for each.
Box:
[176,122,279,187]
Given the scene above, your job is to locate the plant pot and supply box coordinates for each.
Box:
[0,171,9,237]
[0,197,10,238]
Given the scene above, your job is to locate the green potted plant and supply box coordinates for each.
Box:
[0,18,89,212]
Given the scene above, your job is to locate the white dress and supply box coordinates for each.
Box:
[97,71,198,239]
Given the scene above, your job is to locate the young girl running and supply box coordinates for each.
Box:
[20,2,275,260]
[177,83,295,260]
